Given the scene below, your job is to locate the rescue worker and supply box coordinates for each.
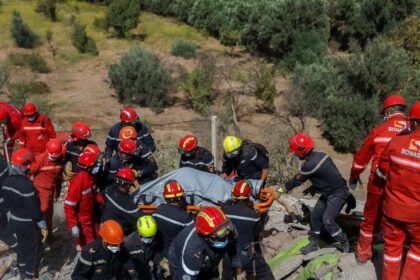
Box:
[0,154,17,251]
[72,219,126,280]
[19,102,56,154]
[178,135,215,173]
[30,139,65,241]
[277,132,351,254]
[377,102,420,280]
[64,121,98,178]
[124,216,160,279]
[153,180,194,256]
[64,151,104,250]
[220,136,269,183]
[168,206,239,280]
[350,94,408,264]
[222,180,274,280]
[0,102,22,156]
[102,167,143,234]
[105,139,158,185]
[1,149,48,279]
[105,107,155,161]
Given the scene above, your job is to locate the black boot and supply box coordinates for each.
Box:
[300,236,319,255]
[335,232,349,253]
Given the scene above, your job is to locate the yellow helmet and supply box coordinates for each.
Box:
[223,136,242,153]
[136,215,157,238]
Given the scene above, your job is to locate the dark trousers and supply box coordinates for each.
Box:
[10,220,42,278]
[222,252,274,280]
[0,212,17,249]
[310,192,349,243]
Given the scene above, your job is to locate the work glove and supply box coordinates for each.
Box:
[132,169,140,178]
[276,186,287,195]
[41,229,48,243]
[71,226,80,238]
[303,185,316,197]
[348,178,358,190]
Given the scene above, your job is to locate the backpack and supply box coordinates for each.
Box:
[242,139,269,163]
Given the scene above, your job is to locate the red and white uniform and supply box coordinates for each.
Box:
[19,114,56,154]
[377,129,420,280]
[350,113,408,261]
[30,152,63,234]
[0,102,22,154]
[64,170,104,249]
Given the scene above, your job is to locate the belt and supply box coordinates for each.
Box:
[10,213,32,222]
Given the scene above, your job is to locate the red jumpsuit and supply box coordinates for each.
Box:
[30,152,63,235]
[19,114,56,154]
[0,102,22,155]
[350,113,408,261]
[64,170,104,249]
[377,129,420,280]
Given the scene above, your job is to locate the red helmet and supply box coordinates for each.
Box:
[120,107,138,122]
[178,135,198,152]
[288,132,315,158]
[84,144,101,157]
[116,167,135,183]
[382,94,406,112]
[119,126,137,140]
[0,108,8,124]
[232,180,252,200]
[71,122,91,140]
[195,207,232,237]
[23,102,37,116]
[77,151,97,169]
[11,149,35,169]
[46,139,63,158]
[163,180,185,199]
[409,102,420,120]
[119,139,137,154]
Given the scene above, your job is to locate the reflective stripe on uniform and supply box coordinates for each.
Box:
[300,155,329,176]
[375,168,387,180]
[93,260,107,265]
[152,213,194,227]
[105,193,140,214]
[40,166,62,171]
[78,255,92,266]
[81,188,92,195]
[181,228,200,276]
[22,126,44,131]
[373,137,392,144]
[0,168,8,177]
[359,229,376,238]
[0,198,3,204]
[2,186,35,197]
[226,214,260,222]
[352,162,366,169]
[10,213,32,222]
[331,229,342,237]
[390,155,420,170]
[407,252,420,261]
[384,254,401,262]
[64,200,77,206]
[180,160,213,166]
[141,151,152,158]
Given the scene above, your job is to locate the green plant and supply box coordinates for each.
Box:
[108,46,172,112]
[71,22,99,55]
[171,39,198,58]
[8,52,30,66]
[7,80,52,113]
[35,0,58,22]
[10,10,40,48]
[255,63,277,112]
[27,53,50,73]
[181,67,214,114]
[104,0,140,37]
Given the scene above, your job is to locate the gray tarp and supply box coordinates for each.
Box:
[131,167,264,206]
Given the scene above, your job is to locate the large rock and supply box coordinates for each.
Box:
[272,255,304,280]
[336,253,379,280]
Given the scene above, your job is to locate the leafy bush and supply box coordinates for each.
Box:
[35,0,57,22]
[108,47,172,112]
[220,29,240,52]
[288,40,420,152]
[141,0,172,16]
[27,53,49,73]
[104,0,140,37]
[171,39,198,58]
[171,0,195,22]
[255,63,277,112]
[71,22,99,55]
[10,10,40,48]
[8,52,29,66]
[181,67,214,114]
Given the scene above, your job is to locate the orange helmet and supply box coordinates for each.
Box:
[178,135,198,154]
[120,107,138,123]
[0,108,8,124]
[119,126,137,140]
[195,207,232,237]
[11,149,35,169]
[99,220,124,245]
[288,132,315,158]
[23,102,37,116]
[77,151,97,169]
[231,180,252,200]
[163,180,185,200]
[46,139,63,158]
[119,139,137,154]
[71,122,91,140]
[115,167,135,185]
[382,94,406,113]
[409,102,420,120]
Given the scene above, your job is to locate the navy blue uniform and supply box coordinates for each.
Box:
[105,122,155,160]
[179,146,214,173]
[2,175,44,278]
[222,144,269,180]
[65,140,97,173]
[285,151,349,242]
[0,157,17,250]
[153,204,194,255]
[102,184,143,234]
[72,238,126,280]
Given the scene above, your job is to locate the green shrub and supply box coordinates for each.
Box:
[10,10,40,48]
[108,47,172,112]
[187,0,224,36]
[27,53,49,73]
[104,0,140,37]
[71,22,99,55]
[171,39,198,58]
[181,67,214,114]
[255,63,277,112]
[8,52,29,66]
[141,0,172,16]
[35,0,57,22]
[170,0,195,22]
[220,29,240,52]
